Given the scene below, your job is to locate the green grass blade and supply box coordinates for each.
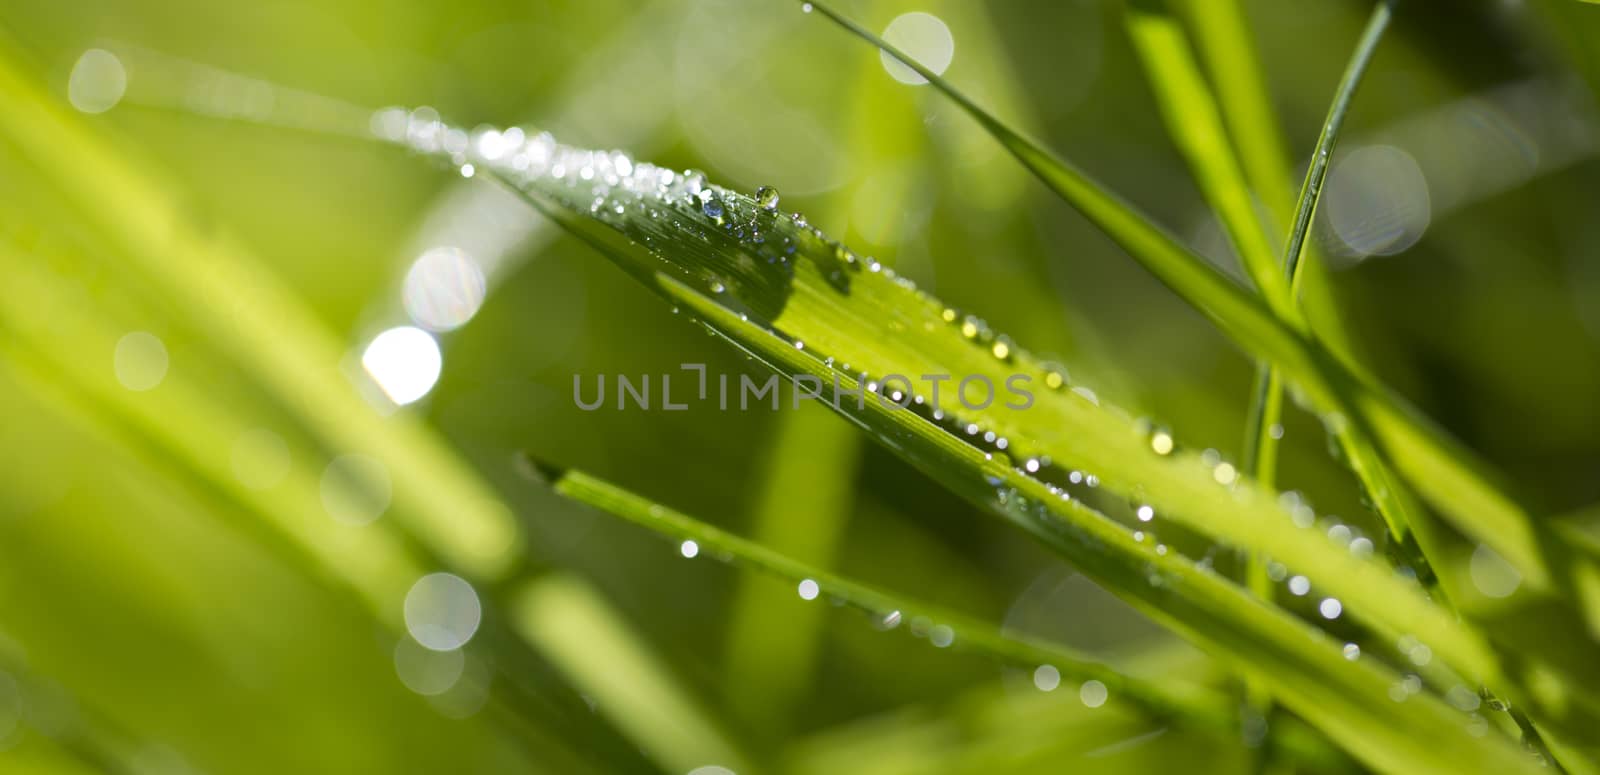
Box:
[1180,0,1363,363]
[526,459,1246,734]
[396,116,1564,771]
[1124,3,1290,313]
[795,0,1593,632]
[657,278,1543,775]
[1174,0,1441,594]
[721,410,861,735]
[1279,1,1394,293]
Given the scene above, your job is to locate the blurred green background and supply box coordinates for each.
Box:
[1,0,1598,772]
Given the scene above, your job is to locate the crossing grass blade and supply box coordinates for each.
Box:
[793,0,1600,619]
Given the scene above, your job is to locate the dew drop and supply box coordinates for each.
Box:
[755,185,780,210]
[1343,643,1361,661]
[679,540,699,558]
[797,578,820,600]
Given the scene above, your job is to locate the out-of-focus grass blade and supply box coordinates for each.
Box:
[0,37,517,579]
[510,574,752,775]
[784,655,1359,775]
[0,243,677,775]
[0,43,749,773]
[793,0,1592,614]
[396,116,1556,772]
[721,409,861,735]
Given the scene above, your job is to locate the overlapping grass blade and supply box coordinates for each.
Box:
[794,0,1588,611]
[1124,0,1443,597]
[1124,2,1289,313]
[381,111,1567,771]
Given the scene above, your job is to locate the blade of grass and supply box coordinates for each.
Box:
[662,273,1543,775]
[524,459,1261,740]
[406,119,1559,771]
[1133,3,1501,766]
[718,46,892,734]
[1180,0,1363,369]
[794,0,1585,612]
[510,574,753,775]
[721,409,862,736]
[1121,7,1585,769]
[1124,2,1291,315]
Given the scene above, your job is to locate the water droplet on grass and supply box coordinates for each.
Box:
[755,185,780,210]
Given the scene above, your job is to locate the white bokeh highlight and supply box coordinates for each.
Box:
[362,326,441,405]
[1325,145,1431,258]
[69,49,126,114]
[403,247,487,331]
[880,13,955,86]
[114,332,168,391]
[1469,543,1522,599]
[405,572,483,651]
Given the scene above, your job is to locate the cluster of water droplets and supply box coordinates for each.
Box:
[380,111,1464,714]
[377,109,1202,538]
